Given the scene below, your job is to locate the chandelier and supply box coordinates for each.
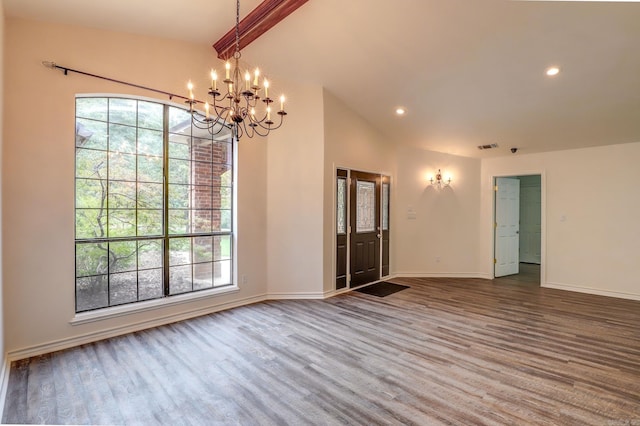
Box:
[186,0,287,139]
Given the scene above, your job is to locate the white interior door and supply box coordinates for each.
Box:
[495,177,520,277]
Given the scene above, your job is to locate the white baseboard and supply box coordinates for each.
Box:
[266,292,326,300]
[393,272,492,280]
[0,356,9,421]
[323,288,351,298]
[543,282,640,301]
[7,294,267,362]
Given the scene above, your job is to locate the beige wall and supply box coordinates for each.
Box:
[322,90,396,292]
[3,18,268,355]
[266,82,325,297]
[394,146,483,277]
[481,142,640,300]
[0,0,6,374]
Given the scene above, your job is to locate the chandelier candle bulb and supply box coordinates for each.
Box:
[211,69,217,91]
[225,62,231,80]
[280,95,285,111]
[253,69,260,86]
[264,79,269,98]
[187,80,194,100]
[205,102,210,119]
[245,71,251,90]
[267,106,271,121]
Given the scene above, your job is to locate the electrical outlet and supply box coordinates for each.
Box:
[242,275,248,285]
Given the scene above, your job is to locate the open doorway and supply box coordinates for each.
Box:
[494,174,542,285]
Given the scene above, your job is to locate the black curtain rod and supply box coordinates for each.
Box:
[42,60,192,103]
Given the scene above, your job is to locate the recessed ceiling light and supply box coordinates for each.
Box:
[546,66,560,77]
[395,107,406,116]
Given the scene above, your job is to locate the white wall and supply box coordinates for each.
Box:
[481,142,640,300]
[322,90,396,292]
[394,146,484,277]
[266,82,325,297]
[3,18,268,356]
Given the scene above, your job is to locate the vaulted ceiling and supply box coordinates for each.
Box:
[4,0,640,157]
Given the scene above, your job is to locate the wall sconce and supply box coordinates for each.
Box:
[429,169,451,188]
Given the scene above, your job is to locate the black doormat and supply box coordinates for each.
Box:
[355,282,410,297]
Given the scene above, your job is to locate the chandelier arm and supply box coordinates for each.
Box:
[252,126,271,137]
[265,118,285,131]
[210,104,232,116]
[243,96,259,109]
[234,123,245,139]
[271,113,286,131]
[251,113,285,132]
[190,112,232,135]
[246,122,266,138]
[191,119,214,131]
[245,124,266,139]
[239,122,253,139]
[207,122,228,137]
[247,110,268,124]
[190,113,208,125]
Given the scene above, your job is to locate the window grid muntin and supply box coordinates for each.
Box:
[75,237,165,311]
[75,96,234,313]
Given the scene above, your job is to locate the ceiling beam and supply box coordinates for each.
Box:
[213,0,308,60]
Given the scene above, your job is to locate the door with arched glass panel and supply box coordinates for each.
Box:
[349,171,380,287]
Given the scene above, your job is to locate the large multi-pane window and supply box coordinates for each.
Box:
[75,96,234,313]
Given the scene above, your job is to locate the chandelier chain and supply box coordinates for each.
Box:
[235,0,241,57]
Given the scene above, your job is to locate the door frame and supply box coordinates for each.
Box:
[491,172,546,285]
[334,166,392,291]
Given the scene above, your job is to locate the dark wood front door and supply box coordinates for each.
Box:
[350,171,381,287]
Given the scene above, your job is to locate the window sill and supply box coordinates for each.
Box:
[70,285,239,326]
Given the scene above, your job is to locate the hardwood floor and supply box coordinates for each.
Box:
[4,276,640,425]
[495,262,541,284]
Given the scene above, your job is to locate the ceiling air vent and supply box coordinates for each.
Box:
[477,143,499,150]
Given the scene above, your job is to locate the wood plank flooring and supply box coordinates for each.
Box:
[4,275,640,425]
